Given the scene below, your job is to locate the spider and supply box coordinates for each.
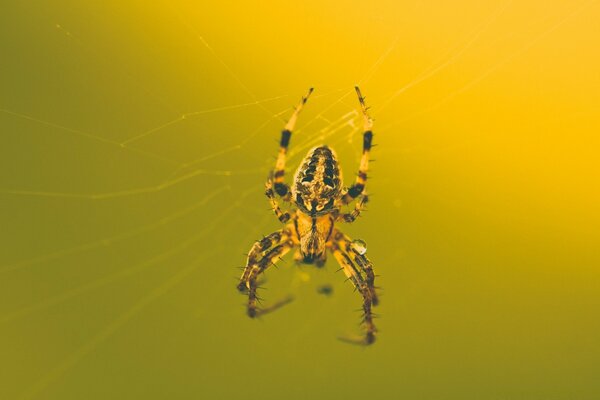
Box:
[237,87,379,345]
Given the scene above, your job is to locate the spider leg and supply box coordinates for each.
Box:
[265,180,292,223]
[338,193,368,223]
[271,88,313,198]
[342,86,373,205]
[329,232,378,345]
[237,227,291,291]
[332,230,378,305]
[245,242,294,318]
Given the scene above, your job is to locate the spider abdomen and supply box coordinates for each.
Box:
[292,146,342,215]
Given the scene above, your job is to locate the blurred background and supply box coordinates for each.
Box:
[1,0,599,399]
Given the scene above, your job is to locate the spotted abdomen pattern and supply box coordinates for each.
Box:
[292,146,342,215]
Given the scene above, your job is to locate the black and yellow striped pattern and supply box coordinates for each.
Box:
[237,229,288,292]
[245,242,293,318]
[342,87,373,205]
[272,88,313,197]
[331,230,377,344]
[336,231,378,306]
[265,180,291,223]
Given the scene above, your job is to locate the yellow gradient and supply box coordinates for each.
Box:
[1,1,599,399]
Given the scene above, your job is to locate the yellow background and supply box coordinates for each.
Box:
[1,1,599,399]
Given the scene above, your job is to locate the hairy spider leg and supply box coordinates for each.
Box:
[245,242,294,318]
[330,234,377,345]
[265,180,291,223]
[237,228,291,292]
[333,230,378,306]
[338,193,369,223]
[271,88,314,198]
[342,86,373,206]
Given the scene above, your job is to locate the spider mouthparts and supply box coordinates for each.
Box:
[303,254,316,264]
[302,250,324,264]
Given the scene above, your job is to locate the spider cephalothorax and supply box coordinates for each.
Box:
[237,87,379,345]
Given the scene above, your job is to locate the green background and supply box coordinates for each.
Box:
[1,1,599,399]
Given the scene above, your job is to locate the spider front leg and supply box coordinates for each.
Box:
[330,230,378,345]
[343,86,373,205]
[271,88,313,198]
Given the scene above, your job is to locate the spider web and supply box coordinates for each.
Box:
[1,1,599,399]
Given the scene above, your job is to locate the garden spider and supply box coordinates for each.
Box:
[237,87,379,345]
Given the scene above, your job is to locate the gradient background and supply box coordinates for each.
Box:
[1,1,599,399]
